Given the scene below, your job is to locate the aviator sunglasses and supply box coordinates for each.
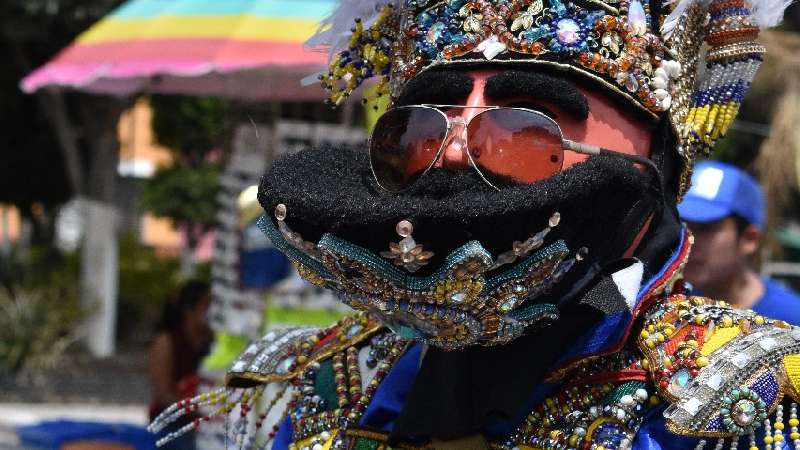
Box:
[368,104,658,192]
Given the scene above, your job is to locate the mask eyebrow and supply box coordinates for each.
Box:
[395,70,474,106]
[485,70,589,119]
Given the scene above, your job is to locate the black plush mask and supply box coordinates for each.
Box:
[257,144,660,348]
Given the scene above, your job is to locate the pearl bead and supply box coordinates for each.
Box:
[396,219,414,237]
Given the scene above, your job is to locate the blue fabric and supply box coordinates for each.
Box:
[755,278,800,325]
[271,416,293,450]
[361,343,423,430]
[552,310,631,368]
[17,420,156,450]
[239,248,289,289]
[633,406,701,450]
[678,161,764,228]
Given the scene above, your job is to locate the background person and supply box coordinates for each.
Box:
[679,160,800,323]
[148,280,213,450]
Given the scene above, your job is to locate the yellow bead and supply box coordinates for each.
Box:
[791,432,800,440]
[764,436,774,444]
[640,330,650,339]
[694,314,706,324]
[775,422,785,430]
[754,316,765,325]
[749,447,759,450]
[696,356,709,368]
[774,434,784,442]
[790,418,799,426]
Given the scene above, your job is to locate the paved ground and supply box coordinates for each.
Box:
[0,344,149,404]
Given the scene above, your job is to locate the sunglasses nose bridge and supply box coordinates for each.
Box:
[433,117,470,170]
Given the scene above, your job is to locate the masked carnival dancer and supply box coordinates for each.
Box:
[150,0,800,448]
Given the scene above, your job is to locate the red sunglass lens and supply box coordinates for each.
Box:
[467,109,564,185]
[370,107,448,192]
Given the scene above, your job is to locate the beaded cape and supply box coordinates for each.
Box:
[149,234,800,450]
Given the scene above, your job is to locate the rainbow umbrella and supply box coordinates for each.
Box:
[21,0,333,101]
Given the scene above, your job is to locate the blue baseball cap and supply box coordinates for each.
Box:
[678,161,764,229]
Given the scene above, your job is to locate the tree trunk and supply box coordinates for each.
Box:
[77,98,126,358]
[11,29,128,358]
[180,224,197,278]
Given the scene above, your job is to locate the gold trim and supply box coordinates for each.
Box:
[225,322,386,386]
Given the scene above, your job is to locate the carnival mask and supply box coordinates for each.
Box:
[257,144,660,349]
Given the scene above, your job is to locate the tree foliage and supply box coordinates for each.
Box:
[149,95,235,165]
[0,0,123,242]
[140,163,221,229]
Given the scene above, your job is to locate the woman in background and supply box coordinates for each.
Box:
[148,280,213,450]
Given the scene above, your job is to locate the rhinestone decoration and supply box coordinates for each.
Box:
[380,219,435,272]
[258,213,584,349]
[720,387,767,434]
[318,0,677,114]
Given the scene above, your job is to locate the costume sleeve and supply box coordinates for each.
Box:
[638,294,800,444]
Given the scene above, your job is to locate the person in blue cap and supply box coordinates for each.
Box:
[679,160,800,324]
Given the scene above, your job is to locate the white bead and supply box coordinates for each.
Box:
[616,408,627,420]
[320,431,331,440]
[313,445,324,450]
[621,394,635,406]
[654,67,668,80]
[665,60,683,78]
[652,77,668,89]
[635,388,649,402]
[660,96,672,110]
[654,89,669,100]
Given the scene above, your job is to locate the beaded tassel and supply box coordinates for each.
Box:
[764,414,774,450]
[681,0,764,154]
[790,403,800,449]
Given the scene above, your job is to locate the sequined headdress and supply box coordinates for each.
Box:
[310,0,791,192]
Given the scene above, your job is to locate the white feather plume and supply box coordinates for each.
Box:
[661,0,792,37]
[746,0,794,28]
[660,0,708,39]
[305,0,397,57]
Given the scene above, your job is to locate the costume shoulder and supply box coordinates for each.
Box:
[638,293,800,439]
[225,312,385,388]
[148,313,391,447]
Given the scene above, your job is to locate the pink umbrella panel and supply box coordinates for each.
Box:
[21,0,334,101]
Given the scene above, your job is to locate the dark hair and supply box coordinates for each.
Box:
[156,280,210,332]
[731,214,752,235]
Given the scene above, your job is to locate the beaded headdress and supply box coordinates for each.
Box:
[310,0,791,192]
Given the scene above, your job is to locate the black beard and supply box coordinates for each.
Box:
[259,145,659,289]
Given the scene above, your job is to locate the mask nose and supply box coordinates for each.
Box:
[433,116,471,169]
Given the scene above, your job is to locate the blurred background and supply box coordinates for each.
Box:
[0,0,799,449]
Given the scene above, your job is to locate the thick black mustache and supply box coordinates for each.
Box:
[258,145,656,275]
